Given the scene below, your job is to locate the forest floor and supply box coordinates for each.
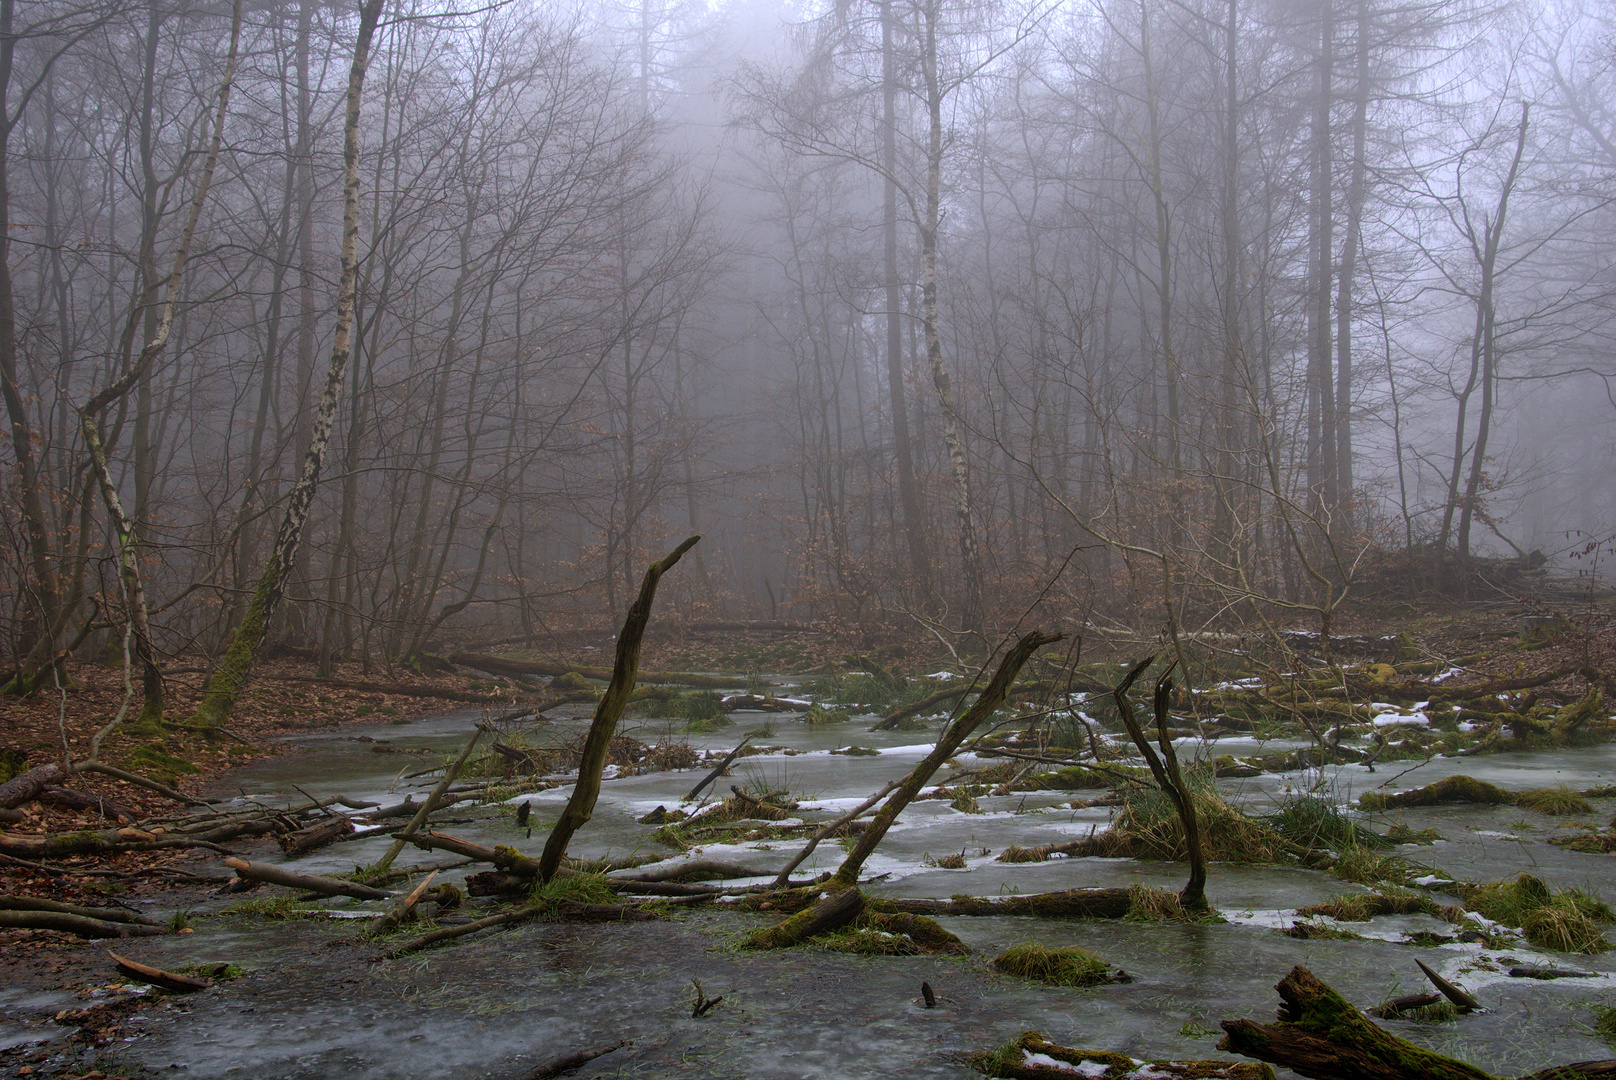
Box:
[2,587,1615,1079]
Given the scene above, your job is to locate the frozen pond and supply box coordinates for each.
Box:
[14,696,1616,1079]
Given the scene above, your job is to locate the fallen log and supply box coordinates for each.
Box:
[1415,958,1480,1011]
[741,886,863,949]
[277,816,354,858]
[0,763,65,808]
[529,1039,630,1080]
[875,888,1134,920]
[610,858,772,884]
[399,830,542,877]
[222,857,389,901]
[873,686,969,730]
[0,827,236,859]
[266,673,511,703]
[37,786,137,822]
[371,870,439,934]
[385,904,539,957]
[372,726,485,875]
[0,910,166,938]
[1358,775,1513,810]
[975,1031,1273,1080]
[107,950,210,993]
[772,778,902,887]
[451,651,745,689]
[1367,993,1442,1019]
[1215,966,1616,1080]
[0,894,161,925]
[717,694,811,713]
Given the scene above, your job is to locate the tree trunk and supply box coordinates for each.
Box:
[188,0,385,729]
[536,536,699,881]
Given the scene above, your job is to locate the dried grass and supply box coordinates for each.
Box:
[993,943,1126,987]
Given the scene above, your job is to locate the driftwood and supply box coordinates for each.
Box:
[401,830,542,877]
[1218,966,1616,1080]
[108,950,210,992]
[0,909,167,938]
[536,537,699,881]
[451,651,744,689]
[0,894,161,925]
[528,1040,630,1079]
[1367,993,1442,1019]
[685,737,752,802]
[742,886,863,949]
[222,857,389,900]
[277,815,354,858]
[611,859,772,884]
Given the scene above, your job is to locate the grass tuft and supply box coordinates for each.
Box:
[1466,874,1612,954]
[993,943,1126,987]
[1515,787,1595,815]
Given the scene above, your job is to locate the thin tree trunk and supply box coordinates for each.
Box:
[189,0,385,729]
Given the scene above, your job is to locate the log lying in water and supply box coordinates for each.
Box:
[277,815,354,858]
[223,857,389,900]
[450,652,746,689]
[875,887,1134,920]
[741,886,863,949]
[0,827,237,859]
[1218,965,1616,1080]
[974,1032,1273,1080]
[528,1039,630,1079]
[108,950,211,992]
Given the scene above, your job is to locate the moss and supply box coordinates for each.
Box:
[830,745,880,757]
[1466,874,1613,954]
[1550,831,1616,854]
[1385,823,1444,845]
[993,943,1126,987]
[124,745,199,786]
[818,912,969,956]
[1297,890,1436,921]
[0,748,27,783]
[190,559,280,729]
[1515,787,1595,815]
[1358,775,1512,810]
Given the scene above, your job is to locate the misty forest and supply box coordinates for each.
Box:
[4,0,1616,1076]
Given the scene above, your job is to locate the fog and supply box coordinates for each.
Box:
[3,0,1614,678]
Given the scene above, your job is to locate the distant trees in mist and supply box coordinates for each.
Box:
[3,0,1614,693]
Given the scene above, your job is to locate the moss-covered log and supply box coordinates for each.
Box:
[741,886,863,949]
[1358,775,1512,810]
[873,887,1134,920]
[975,1032,1274,1079]
[1217,966,1497,1080]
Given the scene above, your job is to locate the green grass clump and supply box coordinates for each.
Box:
[1515,787,1595,815]
[1266,795,1392,853]
[1281,921,1365,941]
[222,897,327,920]
[993,943,1125,987]
[1593,1005,1616,1042]
[1115,769,1288,864]
[1124,885,1203,923]
[1329,847,1412,886]
[1466,874,1613,954]
[803,704,851,726]
[1401,1000,1463,1024]
[531,872,616,910]
[1297,889,1435,921]
[1385,823,1445,845]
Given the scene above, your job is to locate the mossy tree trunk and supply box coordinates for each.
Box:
[188,0,384,730]
[1218,966,1497,1080]
[536,535,700,881]
[829,629,1061,888]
